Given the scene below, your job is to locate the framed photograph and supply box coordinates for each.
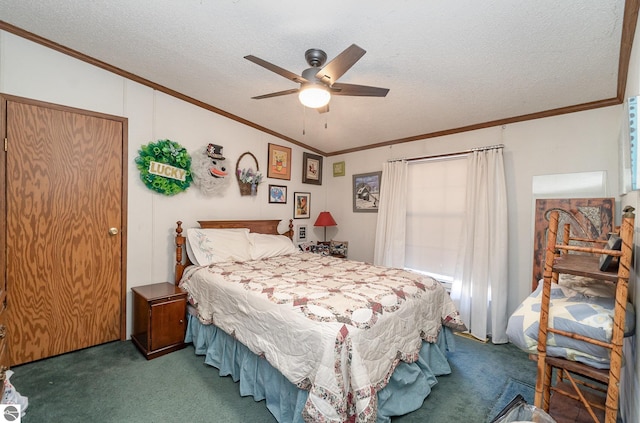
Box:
[297,225,307,242]
[333,161,345,177]
[329,240,348,257]
[353,171,382,212]
[311,243,330,255]
[293,192,310,219]
[268,184,287,203]
[302,152,323,185]
[267,143,292,180]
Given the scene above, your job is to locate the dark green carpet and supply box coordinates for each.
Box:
[10,335,536,422]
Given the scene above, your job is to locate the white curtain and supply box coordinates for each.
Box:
[451,148,508,343]
[374,160,408,267]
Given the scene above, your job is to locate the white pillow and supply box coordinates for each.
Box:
[186,228,251,265]
[185,237,199,266]
[248,233,297,260]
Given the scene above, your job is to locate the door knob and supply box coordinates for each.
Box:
[109,227,119,236]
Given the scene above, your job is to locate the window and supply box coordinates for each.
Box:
[405,156,467,288]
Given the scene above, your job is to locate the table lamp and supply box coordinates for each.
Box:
[314,211,337,242]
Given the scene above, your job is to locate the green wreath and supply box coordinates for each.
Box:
[135,139,193,195]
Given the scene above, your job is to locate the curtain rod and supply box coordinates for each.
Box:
[388,144,504,163]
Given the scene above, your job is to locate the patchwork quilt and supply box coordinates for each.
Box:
[180,252,466,422]
[507,278,635,369]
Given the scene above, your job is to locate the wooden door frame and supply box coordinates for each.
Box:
[0,93,128,341]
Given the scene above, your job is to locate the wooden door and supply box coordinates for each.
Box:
[2,96,127,365]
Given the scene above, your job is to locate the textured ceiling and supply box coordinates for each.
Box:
[0,0,633,155]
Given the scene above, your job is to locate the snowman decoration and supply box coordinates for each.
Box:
[192,143,230,196]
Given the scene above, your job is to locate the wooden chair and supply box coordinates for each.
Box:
[534,206,635,423]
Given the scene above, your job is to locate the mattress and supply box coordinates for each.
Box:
[506,277,636,369]
[180,252,466,422]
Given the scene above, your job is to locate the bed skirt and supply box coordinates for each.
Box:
[185,314,455,423]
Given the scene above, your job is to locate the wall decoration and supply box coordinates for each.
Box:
[268,185,287,203]
[333,161,346,177]
[297,225,307,242]
[236,152,263,196]
[191,143,230,196]
[135,139,192,196]
[353,171,382,212]
[531,197,615,291]
[267,143,292,180]
[302,152,323,185]
[294,192,311,219]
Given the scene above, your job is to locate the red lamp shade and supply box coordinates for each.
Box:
[314,211,337,242]
[314,211,337,227]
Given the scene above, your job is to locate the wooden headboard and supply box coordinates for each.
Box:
[175,219,294,284]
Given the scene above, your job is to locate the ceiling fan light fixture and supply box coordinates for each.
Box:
[298,84,331,108]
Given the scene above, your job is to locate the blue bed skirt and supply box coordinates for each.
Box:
[185,314,455,422]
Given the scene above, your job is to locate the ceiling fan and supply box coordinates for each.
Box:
[244,44,389,113]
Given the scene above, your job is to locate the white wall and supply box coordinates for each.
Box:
[0,30,327,337]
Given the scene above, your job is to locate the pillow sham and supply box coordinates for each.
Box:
[186,228,251,266]
[185,237,199,266]
[248,233,297,260]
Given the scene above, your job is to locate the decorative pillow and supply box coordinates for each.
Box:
[186,228,251,265]
[248,233,297,260]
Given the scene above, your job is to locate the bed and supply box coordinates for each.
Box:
[174,219,467,423]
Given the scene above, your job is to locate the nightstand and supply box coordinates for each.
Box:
[131,282,187,360]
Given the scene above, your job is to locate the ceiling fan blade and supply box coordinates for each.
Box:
[315,44,366,85]
[251,88,300,100]
[330,82,389,97]
[244,55,309,84]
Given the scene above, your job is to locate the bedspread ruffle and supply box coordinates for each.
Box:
[185,314,454,423]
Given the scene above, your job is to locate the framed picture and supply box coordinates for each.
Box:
[293,192,310,219]
[329,240,348,257]
[297,225,307,242]
[268,184,287,203]
[267,143,292,180]
[302,152,323,185]
[333,161,345,177]
[353,171,382,212]
[311,243,330,255]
